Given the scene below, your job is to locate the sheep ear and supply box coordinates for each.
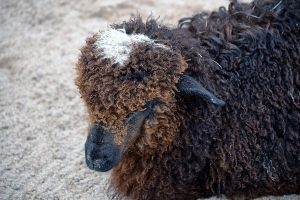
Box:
[176,74,226,106]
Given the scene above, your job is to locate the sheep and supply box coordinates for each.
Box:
[75,0,300,199]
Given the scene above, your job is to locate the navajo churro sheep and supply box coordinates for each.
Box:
[75,0,300,199]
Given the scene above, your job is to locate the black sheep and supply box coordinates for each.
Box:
[75,0,300,199]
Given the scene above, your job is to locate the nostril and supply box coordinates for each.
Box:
[101,155,108,160]
[94,155,109,164]
[91,151,108,162]
[88,143,114,164]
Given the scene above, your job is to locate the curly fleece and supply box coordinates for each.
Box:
[76,0,300,199]
[75,28,187,145]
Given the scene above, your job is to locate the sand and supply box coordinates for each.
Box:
[0,0,299,199]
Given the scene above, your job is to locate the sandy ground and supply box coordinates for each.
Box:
[0,0,299,199]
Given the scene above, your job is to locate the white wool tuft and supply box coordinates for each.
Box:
[94,29,168,66]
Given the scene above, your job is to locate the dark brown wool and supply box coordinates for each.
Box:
[76,0,300,199]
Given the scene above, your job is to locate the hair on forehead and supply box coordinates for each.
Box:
[94,29,168,66]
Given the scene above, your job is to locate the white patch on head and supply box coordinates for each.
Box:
[94,29,168,66]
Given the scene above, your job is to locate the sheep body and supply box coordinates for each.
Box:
[76,0,300,199]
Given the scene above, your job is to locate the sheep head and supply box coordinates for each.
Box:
[76,28,225,172]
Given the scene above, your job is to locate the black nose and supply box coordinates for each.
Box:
[87,143,113,166]
[85,142,121,172]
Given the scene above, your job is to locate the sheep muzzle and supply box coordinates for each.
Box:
[85,99,158,172]
[85,124,122,172]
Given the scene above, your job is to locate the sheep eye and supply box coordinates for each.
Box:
[125,112,136,123]
[124,99,158,124]
[125,113,134,119]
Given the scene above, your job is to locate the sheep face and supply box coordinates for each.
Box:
[76,29,188,171]
[76,29,225,172]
